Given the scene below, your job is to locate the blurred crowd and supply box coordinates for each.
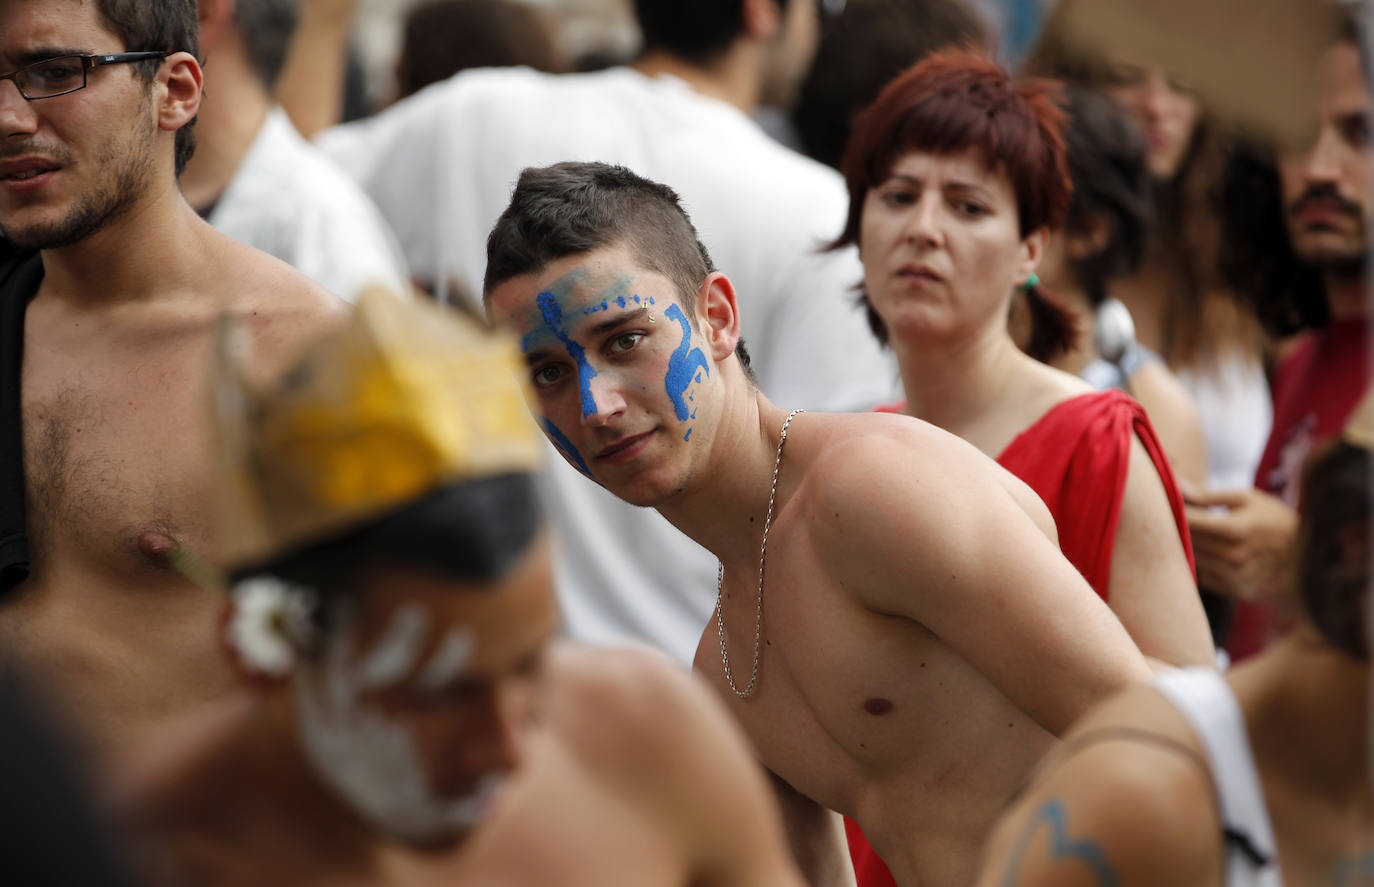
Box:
[0,0,1369,885]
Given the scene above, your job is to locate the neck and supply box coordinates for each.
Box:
[632,47,762,114]
[1324,267,1370,321]
[655,380,791,570]
[1235,628,1372,812]
[39,179,211,306]
[896,320,1034,438]
[179,57,272,212]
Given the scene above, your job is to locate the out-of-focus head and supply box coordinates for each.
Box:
[395,0,562,100]
[0,0,201,250]
[228,0,300,93]
[1022,9,1200,182]
[834,49,1075,361]
[633,0,818,106]
[1278,11,1372,276]
[794,0,989,170]
[1295,393,1373,661]
[1037,85,1153,306]
[215,291,549,848]
[484,162,751,506]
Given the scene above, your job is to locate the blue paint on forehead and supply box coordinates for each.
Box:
[537,291,599,418]
[664,304,710,423]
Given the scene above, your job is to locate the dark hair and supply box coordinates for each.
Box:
[833,49,1077,360]
[1060,85,1154,305]
[396,0,562,99]
[793,0,988,171]
[484,161,753,372]
[237,474,542,609]
[233,0,301,92]
[1216,139,1329,337]
[1296,439,1370,660]
[634,0,789,65]
[94,0,200,176]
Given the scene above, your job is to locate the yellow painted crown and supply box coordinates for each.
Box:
[214,288,542,569]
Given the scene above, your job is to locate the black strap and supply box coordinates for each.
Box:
[0,243,43,594]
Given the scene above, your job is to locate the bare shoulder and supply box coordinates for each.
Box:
[798,412,1057,580]
[978,683,1222,887]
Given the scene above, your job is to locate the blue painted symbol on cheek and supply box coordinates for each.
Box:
[664,304,711,423]
[540,418,593,478]
[684,429,693,442]
[537,291,599,418]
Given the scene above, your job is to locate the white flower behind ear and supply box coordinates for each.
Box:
[226,577,319,678]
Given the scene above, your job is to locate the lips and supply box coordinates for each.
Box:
[595,429,656,464]
[897,264,944,284]
[0,157,61,181]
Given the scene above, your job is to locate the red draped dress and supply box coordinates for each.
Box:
[847,389,1196,886]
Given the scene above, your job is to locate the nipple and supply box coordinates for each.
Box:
[135,528,181,564]
[863,698,895,716]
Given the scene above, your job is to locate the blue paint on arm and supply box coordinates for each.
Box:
[539,418,594,478]
[1002,800,1118,887]
[537,291,599,418]
[684,429,693,442]
[663,304,711,422]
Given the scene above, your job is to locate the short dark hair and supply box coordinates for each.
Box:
[633,0,789,65]
[1060,85,1154,305]
[1296,439,1370,660]
[793,0,988,171]
[484,161,753,372]
[94,0,200,176]
[396,0,562,99]
[233,0,301,92]
[236,474,543,624]
[832,49,1077,361]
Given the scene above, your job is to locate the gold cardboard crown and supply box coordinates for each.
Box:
[214,288,542,569]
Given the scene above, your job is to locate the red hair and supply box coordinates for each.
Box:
[833,49,1077,360]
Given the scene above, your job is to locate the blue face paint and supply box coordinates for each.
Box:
[663,304,710,423]
[536,291,599,418]
[540,418,593,478]
[684,429,693,442]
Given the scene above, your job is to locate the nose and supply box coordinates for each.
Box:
[1300,124,1343,186]
[463,684,530,776]
[580,368,628,427]
[0,79,37,136]
[903,192,943,248]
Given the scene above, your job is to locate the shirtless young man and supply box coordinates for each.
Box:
[0,0,342,764]
[116,293,805,887]
[483,161,1154,887]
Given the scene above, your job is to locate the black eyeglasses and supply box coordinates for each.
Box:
[0,52,171,101]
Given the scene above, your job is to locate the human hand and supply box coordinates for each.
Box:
[1182,484,1299,601]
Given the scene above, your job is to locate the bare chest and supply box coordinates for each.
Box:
[695,536,1052,827]
[21,328,218,576]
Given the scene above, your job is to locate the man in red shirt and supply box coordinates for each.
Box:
[1187,11,1370,659]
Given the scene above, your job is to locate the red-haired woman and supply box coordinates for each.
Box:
[835,51,1216,886]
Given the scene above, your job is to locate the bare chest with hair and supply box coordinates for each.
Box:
[693,505,1053,872]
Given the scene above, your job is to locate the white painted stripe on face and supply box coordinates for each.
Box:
[355,603,431,691]
[416,627,476,694]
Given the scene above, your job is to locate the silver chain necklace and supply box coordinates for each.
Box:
[715,408,804,699]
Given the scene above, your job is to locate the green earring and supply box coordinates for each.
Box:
[1023,273,1040,291]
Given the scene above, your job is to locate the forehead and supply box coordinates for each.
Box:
[884,148,1013,194]
[352,540,559,676]
[1317,42,1372,118]
[0,1,115,64]
[487,244,675,335]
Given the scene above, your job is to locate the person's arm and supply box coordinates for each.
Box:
[1106,437,1216,667]
[1183,486,1298,601]
[812,430,1152,736]
[275,0,358,139]
[974,694,1221,887]
[1127,360,1209,488]
[762,771,857,887]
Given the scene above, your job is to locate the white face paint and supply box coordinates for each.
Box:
[417,627,476,694]
[355,603,430,691]
[294,608,504,845]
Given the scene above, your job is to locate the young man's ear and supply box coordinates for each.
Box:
[157,52,204,135]
[696,272,743,363]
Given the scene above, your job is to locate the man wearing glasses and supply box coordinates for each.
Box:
[0,0,344,771]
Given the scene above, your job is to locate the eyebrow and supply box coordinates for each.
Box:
[9,48,93,67]
[885,174,993,197]
[521,308,646,364]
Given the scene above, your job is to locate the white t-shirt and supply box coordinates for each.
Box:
[317,66,899,664]
[210,107,410,303]
[1176,351,1273,491]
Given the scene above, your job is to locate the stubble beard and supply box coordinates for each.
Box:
[0,122,157,252]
